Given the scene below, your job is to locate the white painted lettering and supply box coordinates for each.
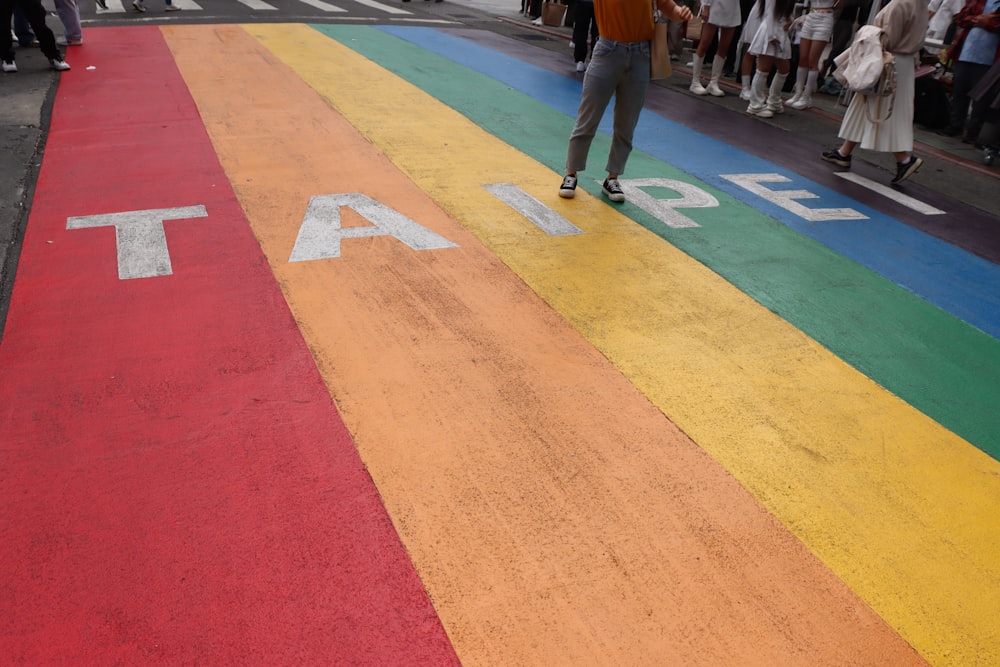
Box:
[483,183,583,236]
[66,205,208,280]
[615,178,718,228]
[721,173,867,221]
[289,193,457,262]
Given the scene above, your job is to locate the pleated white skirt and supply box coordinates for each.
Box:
[838,54,916,153]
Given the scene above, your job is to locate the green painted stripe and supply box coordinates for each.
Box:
[313,23,1000,458]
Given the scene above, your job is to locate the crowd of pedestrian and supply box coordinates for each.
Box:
[550,0,998,201]
[3,0,71,71]
[4,0,997,194]
[4,0,184,74]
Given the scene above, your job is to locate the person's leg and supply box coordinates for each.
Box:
[17,0,63,62]
[12,3,36,45]
[765,58,789,113]
[725,24,742,76]
[606,45,651,177]
[789,39,813,105]
[2,0,17,65]
[747,54,772,115]
[965,88,992,144]
[740,48,755,98]
[691,23,719,94]
[706,26,736,96]
[667,19,684,58]
[571,2,592,66]
[839,139,858,155]
[789,38,824,108]
[566,39,621,175]
[53,0,81,43]
[944,61,984,136]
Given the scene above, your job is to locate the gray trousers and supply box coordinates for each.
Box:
[54,0,82,42]
[566,36,651,177]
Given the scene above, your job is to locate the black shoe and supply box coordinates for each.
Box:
[936,126,961,137]
[821,149,851,168]
[602,177,625,202]
[891,156,923,185]
[559,174,577,199]
[96,0,107,8]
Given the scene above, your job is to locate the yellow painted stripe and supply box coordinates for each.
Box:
[166,24,929,666]
[248,25,1000,666]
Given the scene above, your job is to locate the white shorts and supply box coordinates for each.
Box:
[703,0,742,28]
[798,10,834,41]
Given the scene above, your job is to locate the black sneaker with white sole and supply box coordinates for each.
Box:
[559,174,577,199]
[821,149,851,168]
[891,156,923,185]
[602,177,625,203]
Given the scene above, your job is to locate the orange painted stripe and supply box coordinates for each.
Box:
[166,24,925,665]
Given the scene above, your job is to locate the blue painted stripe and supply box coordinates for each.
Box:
[376,25,1000,341]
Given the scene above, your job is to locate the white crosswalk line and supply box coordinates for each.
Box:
[297,0,348,11]
[236,0,278,8]
[834,172,946,215]
[96,0,126,13]
[91,0,423,16]
[351,0,413,14]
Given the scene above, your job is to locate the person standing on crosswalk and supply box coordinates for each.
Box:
[131,0,180,11]
[558,0,694,204]
[1,0,71,72]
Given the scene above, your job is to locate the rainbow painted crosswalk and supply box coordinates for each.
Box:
[1,23,997,665]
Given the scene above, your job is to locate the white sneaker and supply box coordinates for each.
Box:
[531,17,542,25]
[50,58,70,71]
[575,61,586,72]
[788,95,811,110]
[568,41,574,48]
[164,4,181,10]
[2,59,17,73]
[746,104,773,118]
[766,100,785,115]
[739,87,751,101]
[706,81,725,97]
[786,90,802,107]
[132,0,146,10]
[689,81,708,95]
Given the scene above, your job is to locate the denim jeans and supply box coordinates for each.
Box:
[566,36,651,177]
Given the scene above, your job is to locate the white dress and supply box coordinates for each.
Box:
[703,0,742,27]
[747,0,792,59]
[741,1,762,44]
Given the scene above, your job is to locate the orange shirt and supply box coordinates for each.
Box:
[594,0,657,43]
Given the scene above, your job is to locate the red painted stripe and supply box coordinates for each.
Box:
[0,27,458,664]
